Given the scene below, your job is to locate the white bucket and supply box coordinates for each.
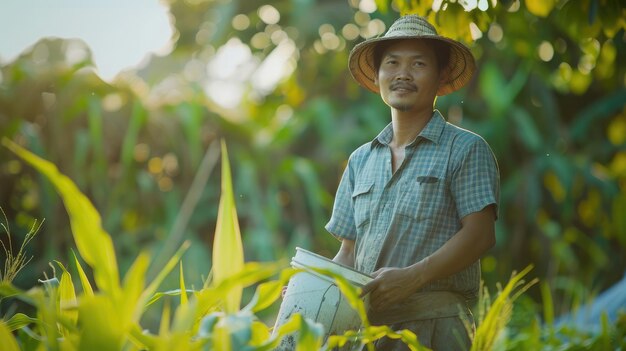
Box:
[272,247,372,350]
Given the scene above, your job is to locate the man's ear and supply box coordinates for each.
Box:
[438,68,450,88]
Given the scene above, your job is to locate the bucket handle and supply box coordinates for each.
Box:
[314,283,341,342]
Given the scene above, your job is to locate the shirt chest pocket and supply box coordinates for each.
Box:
[398,175,445,221]
[352,181,374,229]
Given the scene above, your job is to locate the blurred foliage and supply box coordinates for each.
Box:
[0,0,625,336]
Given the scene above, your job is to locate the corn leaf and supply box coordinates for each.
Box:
[129,324,157,350]
[4,312,39,331]
[179,262,188,306]
[250,320,271,347]
[195,262,283,321]
[472,265,536,351]
[2,138,120,295]
[145,289,196,307]
[78,295,124,351]
[159,300,171,335]
[0,321,20,351]
[0,281,24,298]
[139,241,190,311]
[122,252,149,323]
[257,313,323,351]
[243,267,297,313]
[55,261,78,329]
[72,250,94,297]
[171,296,197,333]
[295,314,324,351]
[212,140,244,313]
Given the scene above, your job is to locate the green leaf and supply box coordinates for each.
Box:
[139,241,190,310]
[472,265,537,351]
[243,267,298,313]
[260,313,324,351]
[195,262,283,320]
[121,101,147,168]
[4,313,39,331]
[540,282,556,342]
[179,262,188,306]
[511,108,543,153]
[78,295,124,351]
[55,261,78,329]
[2,138,120,295]
[145,289,197,307]
[0,321,20,351]
[0,281,24,298]
[72,250,94,297]
[121,252,149,323]
[295,314,324,351]
[212,140,245,313]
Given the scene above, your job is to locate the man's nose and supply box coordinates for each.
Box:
[395,64,412,80]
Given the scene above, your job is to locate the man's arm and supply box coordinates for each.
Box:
[361,205,496,311]
[333,238,355,268]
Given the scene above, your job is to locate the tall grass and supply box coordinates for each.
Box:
[0,207,42,284]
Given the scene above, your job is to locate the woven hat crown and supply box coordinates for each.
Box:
[384,14,438,38]
[348,14,476,96]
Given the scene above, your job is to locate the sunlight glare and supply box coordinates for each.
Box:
[358,0,377,13]
[538,41,554,62]
[232,14,250,31]
[258,5,280,25]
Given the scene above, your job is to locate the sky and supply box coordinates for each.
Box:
[0,0,174,81]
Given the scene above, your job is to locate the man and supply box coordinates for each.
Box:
[325,14,500,350]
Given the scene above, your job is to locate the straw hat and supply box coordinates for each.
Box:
[348,14,476,96]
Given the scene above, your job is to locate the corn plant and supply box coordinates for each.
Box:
[0,138,323,350]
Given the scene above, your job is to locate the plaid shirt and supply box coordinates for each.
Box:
[325,110,499,299]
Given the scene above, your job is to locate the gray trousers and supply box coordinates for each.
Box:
[371,315,474,351]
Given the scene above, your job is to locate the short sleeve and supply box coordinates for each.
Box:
[325,159,358,240]
[450,138,500,220]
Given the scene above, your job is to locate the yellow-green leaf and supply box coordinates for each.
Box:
[139,241,190,311]
[160,300,171,335]
[0,321,20,351]
[250,320,271,346]
[472,265,536,351]
[2,138,120,295]
[4,312,39,331]
[56,261,78,328]
[72,250,94,297]
[212,140,244,313]
[243,267,298,313]
[179,262,188,306]
[78,295,124,351]
[122,252,149,323]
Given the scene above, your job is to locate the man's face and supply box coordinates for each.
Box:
[375,39,443,113]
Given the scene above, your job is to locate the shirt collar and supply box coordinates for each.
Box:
[371,110,446,148]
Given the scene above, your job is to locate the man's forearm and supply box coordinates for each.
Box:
[408,205,496,288]
[333,238,356,267]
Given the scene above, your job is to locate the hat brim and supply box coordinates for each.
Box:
[348,35,476,96]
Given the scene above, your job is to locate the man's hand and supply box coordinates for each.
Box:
[360,206,496,312]
[360,266,425,311]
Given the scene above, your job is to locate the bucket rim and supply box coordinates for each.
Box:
[293,247,373,284]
